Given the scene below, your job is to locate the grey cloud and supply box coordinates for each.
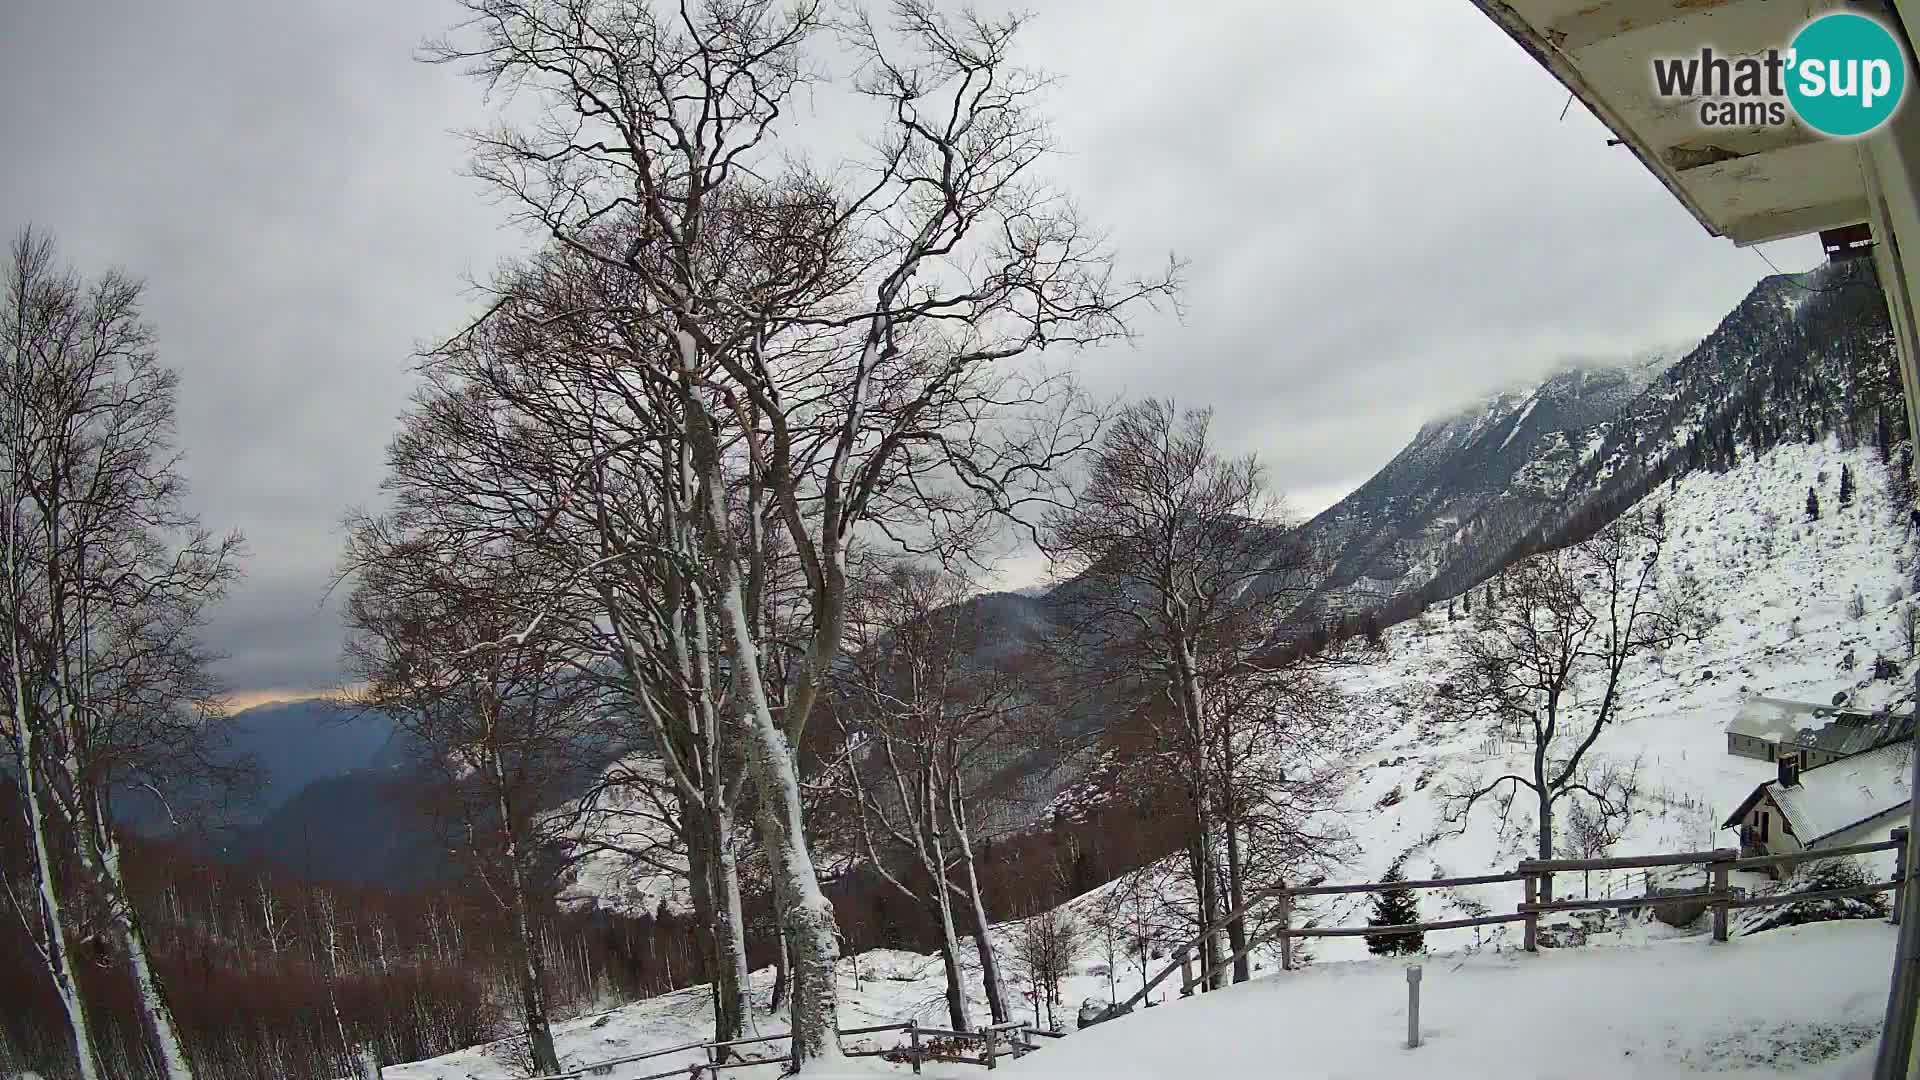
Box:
[1,0,1819,695]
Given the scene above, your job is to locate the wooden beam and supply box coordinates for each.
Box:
[1665,125,1824,173]
[1549,0,1743,54]
[1729,837,1904,872]
[1727,198,1874,245]
[1282,870,1528,898]
[1519,848,1737,873]
[1276,913,1529,939]
[1519,889,1724,915]
[1726,879,1901,909]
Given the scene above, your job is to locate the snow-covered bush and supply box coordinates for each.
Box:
[1734,858,1889,936]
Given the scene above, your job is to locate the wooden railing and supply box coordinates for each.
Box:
[1118,828,1912,1007]
[512,1017,1049,1080]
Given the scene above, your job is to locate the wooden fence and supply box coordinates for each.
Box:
[505,1017,1049,1080]
[1117,828,1911,1009]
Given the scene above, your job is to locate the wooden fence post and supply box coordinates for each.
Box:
[1278,883,1294,972]
[1894,827,1910,926]
[1711,857,1730,944]
[984,1026,997,1071]
[907,1019,921,1075]
[1522,872,1539,953]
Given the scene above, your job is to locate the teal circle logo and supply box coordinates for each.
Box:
[1786,13,1907,137]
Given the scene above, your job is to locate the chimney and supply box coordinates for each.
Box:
[1778,752,1802,788]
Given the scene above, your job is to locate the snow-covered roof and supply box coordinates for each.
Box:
[1730,742,1917,846]
[1725,697,1914,757]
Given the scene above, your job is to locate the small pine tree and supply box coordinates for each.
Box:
[1807,485,1821,522]
[1839,464,1855,507]
[1462,590,1472,615]
[1447,600,1457,622]
[1365,866,1424,956]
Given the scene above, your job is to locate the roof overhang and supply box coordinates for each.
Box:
[1469,0,1884,245]
[1721,782,1772,829]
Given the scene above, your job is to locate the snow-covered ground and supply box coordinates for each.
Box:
[382,946,1067,1080]
[1000,921,1898,1080]
[395,438,1913,1079]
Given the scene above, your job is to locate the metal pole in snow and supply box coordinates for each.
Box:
[1406,965,1422,1050]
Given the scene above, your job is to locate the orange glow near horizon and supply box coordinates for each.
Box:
[221,685,360,711]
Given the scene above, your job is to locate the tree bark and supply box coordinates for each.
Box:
[952,796,1010,1023]
[933,902,970,1032]
[687,391,840,1068]
[1535,752,1555,904]
[494,764,561,1074]
[18,739,105,1080]
[92,807,195,1079]
[1171,634,1227,990]
[7,475,103,1080]
[709,804,752,1040]
[684,815,723,1031]
[1223,821,1250,984]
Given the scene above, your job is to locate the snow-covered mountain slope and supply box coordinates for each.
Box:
[1295,260,1898,623]
[1297,351,1677,617]
[554,756,690,917]
[1308,437,1916,960]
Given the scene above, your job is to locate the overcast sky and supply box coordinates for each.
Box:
[0,0,1823,705]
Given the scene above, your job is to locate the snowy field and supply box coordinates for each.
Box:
[382,948,1040,1080]
[380,920,1902,1080]
[390,439,1915,1079]
[999,921,1899,1080]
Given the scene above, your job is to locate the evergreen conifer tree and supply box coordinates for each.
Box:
[1807,485,1821,522]
[1365,865,1424,956]
[1839,464,1855,507]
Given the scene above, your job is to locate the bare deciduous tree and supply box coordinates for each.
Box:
[421,0,1176,1063]
[1443,507,1675,897]
[1040,399,1347,989]
[1,228,244,1080]
[342,530,607,1076]
[1015,907,1079,1031]
[832,561,1025,1030]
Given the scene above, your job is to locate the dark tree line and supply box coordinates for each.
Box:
[0,778,703,1080]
